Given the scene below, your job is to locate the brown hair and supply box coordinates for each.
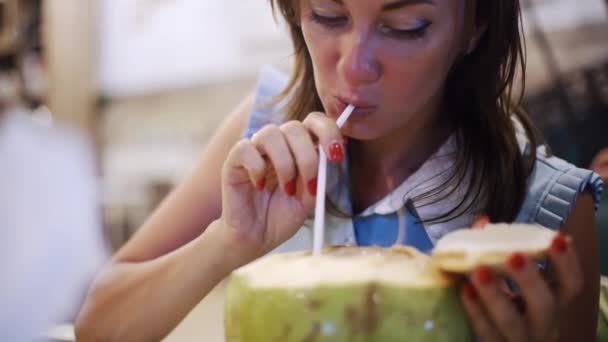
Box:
[269,0,539,223]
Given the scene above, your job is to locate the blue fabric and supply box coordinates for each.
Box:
[243,66,289,140]
[515,153,604,229]
[353,210,434,252]
[353,214,399,248]
[403,215,435,253]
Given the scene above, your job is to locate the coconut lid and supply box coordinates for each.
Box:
[234,246,454,289]
[432,223,558,273]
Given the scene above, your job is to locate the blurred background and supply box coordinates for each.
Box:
[1,0,606,341]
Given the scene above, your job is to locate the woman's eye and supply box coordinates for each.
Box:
[311,11,348,28]
[379,19,431,40]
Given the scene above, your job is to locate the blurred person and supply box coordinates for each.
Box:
[592,148,608,182]
[0,1,107,340]
[77,1,603,341]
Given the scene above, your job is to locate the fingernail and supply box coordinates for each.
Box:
[329,143,344,162]
[307,178,317,196]
[472,215,490,229]
[551,233,568,254]
[474,267,493,286]
[463,282,478,301]
[285,179,297,196]
[256,178,266,191]
[507,252,527,271]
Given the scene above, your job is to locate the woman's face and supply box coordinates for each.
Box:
[299,0,472,140]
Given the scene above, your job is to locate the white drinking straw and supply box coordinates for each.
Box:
[312,104,355,256]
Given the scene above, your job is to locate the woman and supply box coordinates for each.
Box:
[76,0,603,341]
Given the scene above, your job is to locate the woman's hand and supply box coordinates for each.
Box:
[218,112,345,265]
[460,233,583,342]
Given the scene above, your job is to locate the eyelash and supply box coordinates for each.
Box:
[310,12,347,28]
[310,11,430,40]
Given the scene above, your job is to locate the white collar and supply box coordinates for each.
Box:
[327,134,470,219]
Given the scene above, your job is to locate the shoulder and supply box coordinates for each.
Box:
[515,147,604,229]
[242,65,290,139]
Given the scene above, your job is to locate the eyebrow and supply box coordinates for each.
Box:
[382,0,435,11]
[329,0,435,11]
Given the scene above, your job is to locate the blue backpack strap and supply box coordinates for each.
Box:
[515,152,604,229]
[242,65,290,139]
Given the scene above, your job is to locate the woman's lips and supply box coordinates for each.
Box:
[334,98,377,120]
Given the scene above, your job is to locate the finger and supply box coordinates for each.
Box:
[472,215,490,229]
[472,267,528,342]
[460,282,505,342]
[280,121,319,197]
[251,125,298,196]
[302,112,345,163]
[499,280,514,297]
[498,278,530,315]
[224,139,267,188]
[505,252,556,339]
[547,233,583,307]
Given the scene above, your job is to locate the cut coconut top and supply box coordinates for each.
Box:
[432,223,557,273]
[234,246,453,289]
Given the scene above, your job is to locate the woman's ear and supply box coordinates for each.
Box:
[466,24,487,55]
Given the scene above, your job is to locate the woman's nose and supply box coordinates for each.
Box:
[338,32,381,87]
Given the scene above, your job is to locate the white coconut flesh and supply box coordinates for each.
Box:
[432,223,558,273]
[233,246,453,289]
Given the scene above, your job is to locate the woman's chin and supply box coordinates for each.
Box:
[341,124,386,142]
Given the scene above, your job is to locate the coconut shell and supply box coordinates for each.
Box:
[224,246,471,342]
[432,223,559,273]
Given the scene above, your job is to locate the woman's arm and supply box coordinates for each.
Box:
[114,92,254,263]
[75,92,254,341]
[556,191,600,342]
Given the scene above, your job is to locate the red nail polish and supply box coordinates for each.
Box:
[285,179,297,196]
[463,282,478,301]
[474,267,493,286]
[472,215,490,229]
[307,178,317,196]
[551,233,568,254]
[329,143,344,162]
[507,252,526,271]
[256,178,266,191]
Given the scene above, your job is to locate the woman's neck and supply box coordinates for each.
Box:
[348,105,452,213]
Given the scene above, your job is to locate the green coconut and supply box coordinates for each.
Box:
[224,246,471,342]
